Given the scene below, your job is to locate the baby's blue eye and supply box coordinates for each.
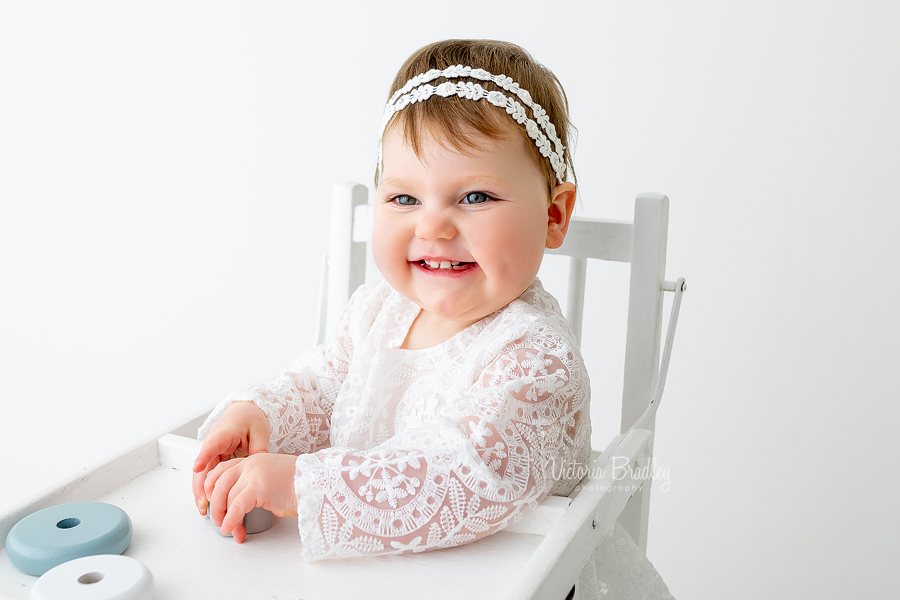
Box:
[462,192,491,204]
[392,195,419,206]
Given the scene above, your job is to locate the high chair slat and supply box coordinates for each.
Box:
[566,256,588,346]
[618,193,669,551]
[545,217,634,262]
[321,183,368,344]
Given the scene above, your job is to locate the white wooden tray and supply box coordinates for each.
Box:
[0,414,652,600]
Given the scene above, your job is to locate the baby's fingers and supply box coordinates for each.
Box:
[193,433,238,474]
[221,488,256,543]
[229,522,247,544]
[206,459,242,526]
[192,458,220,515]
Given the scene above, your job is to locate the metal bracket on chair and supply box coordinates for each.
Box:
[629,277,687,433]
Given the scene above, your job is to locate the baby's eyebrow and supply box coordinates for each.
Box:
[453,175,509,188]
[379,175,509,190]
[378,177,414,190]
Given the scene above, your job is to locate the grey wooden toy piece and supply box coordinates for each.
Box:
[213,507,274,537]
[242,507,274,534]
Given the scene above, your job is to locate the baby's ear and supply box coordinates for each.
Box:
[546,182,577,249]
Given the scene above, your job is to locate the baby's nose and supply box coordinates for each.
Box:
[415,208,458,241]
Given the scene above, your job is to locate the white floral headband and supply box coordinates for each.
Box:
[377,65,568,183]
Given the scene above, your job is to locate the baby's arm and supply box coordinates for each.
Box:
[290,343,588,560]
[197,334,351,453]
[191,343,348,514]
[192,401,270,514]
[193,288,362,515]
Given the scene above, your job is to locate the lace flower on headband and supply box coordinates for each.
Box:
[378,65,568,183]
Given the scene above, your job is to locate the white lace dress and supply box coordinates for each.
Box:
[199,279,673,599]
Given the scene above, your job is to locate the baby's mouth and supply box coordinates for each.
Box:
[416,260,475,271]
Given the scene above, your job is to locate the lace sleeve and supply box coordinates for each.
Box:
[197,308,355,456]
[292,343,587,560]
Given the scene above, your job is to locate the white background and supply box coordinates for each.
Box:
[2,2,898,598]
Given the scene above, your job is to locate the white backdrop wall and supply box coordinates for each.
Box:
[2,2,898,598]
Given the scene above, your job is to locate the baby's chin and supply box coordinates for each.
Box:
[379,266,536,322]
[415,293,522,324]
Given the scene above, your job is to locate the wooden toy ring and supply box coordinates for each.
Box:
[29,554,153,600]
[214,506,274,536]
[5,502,133,576]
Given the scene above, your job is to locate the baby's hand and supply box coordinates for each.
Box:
[192,401,270,515]
[204,453,299,543]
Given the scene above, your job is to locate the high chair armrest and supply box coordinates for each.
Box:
[505,428,654,600]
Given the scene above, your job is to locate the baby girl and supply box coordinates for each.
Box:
[192,38,590,560]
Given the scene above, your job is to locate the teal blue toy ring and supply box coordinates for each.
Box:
[5,502,133,576]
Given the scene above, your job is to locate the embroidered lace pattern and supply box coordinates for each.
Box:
[198,279,678,595]
[199,278,591,560]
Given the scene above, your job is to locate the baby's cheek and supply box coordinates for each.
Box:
[371,230,399,276]
[372,213,408,250]
[492,219,545,272]
[495,238,544,286]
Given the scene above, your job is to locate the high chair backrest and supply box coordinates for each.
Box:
[316,182,677,551]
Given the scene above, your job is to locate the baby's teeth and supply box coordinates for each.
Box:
[423,260,463,270]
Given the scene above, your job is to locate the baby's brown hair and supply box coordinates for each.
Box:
[376,39,576,192]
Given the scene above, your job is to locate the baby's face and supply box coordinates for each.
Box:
[373,126,553,329]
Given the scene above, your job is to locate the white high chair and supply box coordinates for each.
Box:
[318,183,686,597]
[0,184,684,600]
